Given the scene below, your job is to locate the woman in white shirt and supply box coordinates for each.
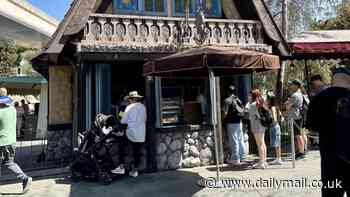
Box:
[246,89,268,169]
[111,91,146,178]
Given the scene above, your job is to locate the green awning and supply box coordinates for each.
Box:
[0,75,47,85]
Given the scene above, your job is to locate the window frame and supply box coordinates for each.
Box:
[113,0,168,16]
[155,77,211,128]
[172,0,222,18]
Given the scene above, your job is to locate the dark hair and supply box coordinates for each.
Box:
[310,74,323,82]
[267,95,277,107]
[228,85,236,94]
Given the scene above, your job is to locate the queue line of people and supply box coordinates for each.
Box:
[224,79,310,169]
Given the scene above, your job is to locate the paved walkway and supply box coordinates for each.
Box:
[0,151,322,197]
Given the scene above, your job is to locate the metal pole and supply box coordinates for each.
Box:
[216,77,224,164]
[289,118,296,168]
[209,70,220,181]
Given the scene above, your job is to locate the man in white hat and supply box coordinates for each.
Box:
[0,88,32,194]
[111,91,146,177]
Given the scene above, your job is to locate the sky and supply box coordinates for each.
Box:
[27,0,73,21]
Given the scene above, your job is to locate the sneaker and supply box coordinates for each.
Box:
[296,153,306,160]
[263,161,269,168]
[129,170,138,177]
[270,158,283,165]
[252,161,266,169]
[111,166,125,174]
[22,177,32,194]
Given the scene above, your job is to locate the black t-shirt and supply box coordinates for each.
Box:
[223,95,244,124]
[306,87,350,162]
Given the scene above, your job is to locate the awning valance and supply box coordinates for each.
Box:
[143,46,280,77]
[288,30,350,59]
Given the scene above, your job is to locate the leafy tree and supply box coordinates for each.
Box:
[0,40,18,74]
[0,39,38,75]
[311,2,350,29]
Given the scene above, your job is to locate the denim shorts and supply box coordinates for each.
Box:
[270,124,281,148]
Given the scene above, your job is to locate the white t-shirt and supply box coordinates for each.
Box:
[121,102,147,142]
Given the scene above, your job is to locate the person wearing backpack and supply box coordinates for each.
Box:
[246,89,268,169]
[223,85,245,166]
[286,79,306,160]
[267,92,283,165]
[306,65,350,197]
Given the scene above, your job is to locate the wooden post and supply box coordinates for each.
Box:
[276,61,286,106]
[282,0,289,39]
[209,69,221,180]
[304,60,311,96]
[145,76,157,172]
[279,0,288,106]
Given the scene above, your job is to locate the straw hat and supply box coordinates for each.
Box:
[127,91,143,99]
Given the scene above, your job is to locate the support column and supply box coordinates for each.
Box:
[145,76,158,172]
[215,77,224,164]
[47,65,73,161]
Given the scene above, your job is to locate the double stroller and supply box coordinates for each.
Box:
[70,114,126,185]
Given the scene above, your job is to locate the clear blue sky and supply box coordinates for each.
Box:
[27,0,73,21]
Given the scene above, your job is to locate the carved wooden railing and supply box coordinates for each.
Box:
[81,13,265,51]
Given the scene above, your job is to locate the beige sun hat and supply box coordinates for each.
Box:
[127,91,143,98]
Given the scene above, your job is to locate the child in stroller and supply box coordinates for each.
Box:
[70,113,126,185]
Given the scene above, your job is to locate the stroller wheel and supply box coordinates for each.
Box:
[98,172,112,185]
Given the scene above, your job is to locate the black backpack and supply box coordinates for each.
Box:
[225,96,244,122]
[300,95,310,125]
[258,106,274,128]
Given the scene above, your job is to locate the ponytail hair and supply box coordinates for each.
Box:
[251,89,266,108]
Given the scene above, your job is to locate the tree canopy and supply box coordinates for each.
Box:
[0,40,38,75]
[311,3,350,29]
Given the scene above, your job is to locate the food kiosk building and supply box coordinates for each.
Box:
[32,0,289,171]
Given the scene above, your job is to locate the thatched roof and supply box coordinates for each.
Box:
[32,0,289,73]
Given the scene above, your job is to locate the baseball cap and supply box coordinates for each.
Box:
[0,96,13,106]
[288,79,303,87]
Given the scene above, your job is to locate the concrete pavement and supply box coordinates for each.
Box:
[0,151,322,197]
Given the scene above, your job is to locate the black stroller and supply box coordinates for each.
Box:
[70,113,126,185]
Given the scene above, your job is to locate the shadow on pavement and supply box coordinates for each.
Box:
[206,165,252,172]
[55,170,203,197]
[0,192,23,196]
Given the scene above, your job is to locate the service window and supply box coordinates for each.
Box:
[157,78,209,127]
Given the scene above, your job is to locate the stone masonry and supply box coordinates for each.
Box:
[46,129,73,162]
[156,127,215,170]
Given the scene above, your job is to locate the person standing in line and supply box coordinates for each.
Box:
[267,92,283,165]
[14,102,24,139]
[0,88,32,194]
[223,85,246,166]
[111,91,146,177]
[285,79,306,160]
[310,74,329,100]
[246,89,268,169]
[306,65,350,197]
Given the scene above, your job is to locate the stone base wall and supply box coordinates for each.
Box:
[156,127,215,170]
[46,129,73,162]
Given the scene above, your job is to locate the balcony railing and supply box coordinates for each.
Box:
[81,13,266,52]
